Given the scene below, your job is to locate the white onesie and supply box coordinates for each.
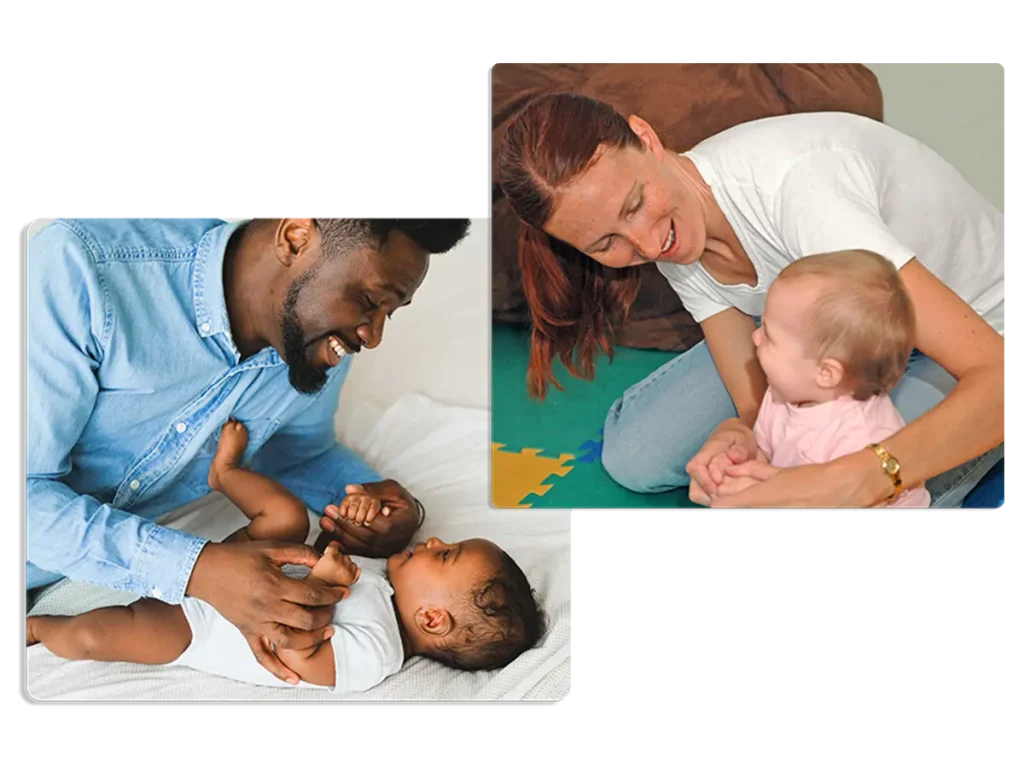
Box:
[169,556,404,693]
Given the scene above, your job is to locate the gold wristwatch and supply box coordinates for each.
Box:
[867,443,903,500]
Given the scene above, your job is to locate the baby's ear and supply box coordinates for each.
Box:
[817,357,845,390]
[414,607,453,638]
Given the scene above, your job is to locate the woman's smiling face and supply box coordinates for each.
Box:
[543,139,708,269]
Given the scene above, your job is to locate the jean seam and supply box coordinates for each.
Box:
[930,449,1002,507]
[621,348,697,405]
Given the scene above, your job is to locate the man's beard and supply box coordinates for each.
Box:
[280,274,329,395]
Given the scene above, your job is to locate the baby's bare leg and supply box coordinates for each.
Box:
[26,598,191,664]
[208,419,309,543]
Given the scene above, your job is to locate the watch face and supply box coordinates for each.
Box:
[884,458,899,473]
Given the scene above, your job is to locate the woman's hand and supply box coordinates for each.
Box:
[686,418,760,504]
[710,450,886,507]
[714,459,779,498]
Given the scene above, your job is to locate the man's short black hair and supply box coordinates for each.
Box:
[315,218,470,258]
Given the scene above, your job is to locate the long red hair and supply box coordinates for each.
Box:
[497,93,644,399]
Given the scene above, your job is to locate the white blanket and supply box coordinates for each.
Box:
[26,395,570,700]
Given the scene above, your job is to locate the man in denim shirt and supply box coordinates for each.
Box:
[27,217,470,683]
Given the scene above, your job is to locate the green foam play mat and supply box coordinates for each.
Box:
[491,323,697,508]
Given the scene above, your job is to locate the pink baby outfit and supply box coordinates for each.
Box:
[753,387,930,507]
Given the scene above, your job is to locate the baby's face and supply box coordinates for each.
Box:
[752,277,828,405]
[387,537,501,626]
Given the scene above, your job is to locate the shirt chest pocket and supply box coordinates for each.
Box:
[178,417,280,495]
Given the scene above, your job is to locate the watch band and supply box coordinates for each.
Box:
[867,443,903,500]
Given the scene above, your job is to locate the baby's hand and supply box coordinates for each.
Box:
[715,460,780,498]
[338,484,388,527]
[710,443,754,482]
[309,540,362,588]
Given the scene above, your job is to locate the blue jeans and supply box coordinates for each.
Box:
[602,342,1003,507]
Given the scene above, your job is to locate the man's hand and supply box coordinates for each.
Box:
[318,479,420,557]
[186,540,350,685]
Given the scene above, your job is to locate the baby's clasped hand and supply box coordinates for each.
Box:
[337,484,387,526]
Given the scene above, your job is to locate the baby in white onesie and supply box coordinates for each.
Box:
[27,421,545,690]
[710,249,930,507]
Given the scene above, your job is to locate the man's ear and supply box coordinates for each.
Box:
[274,218,317,267]
[817,357,846,391]
[626,115,665,159]
[414,606,453,638]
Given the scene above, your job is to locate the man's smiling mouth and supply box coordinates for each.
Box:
[310,332,362,368]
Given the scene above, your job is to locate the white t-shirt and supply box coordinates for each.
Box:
[169,557,404,693]
[657,112,1004,333]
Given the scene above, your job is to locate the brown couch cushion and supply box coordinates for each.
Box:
[492,63,884,351]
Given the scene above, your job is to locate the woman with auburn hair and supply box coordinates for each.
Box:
[496,93,1003,507]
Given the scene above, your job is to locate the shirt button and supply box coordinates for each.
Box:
[129,479,141,490]
[175,422,187,433]
[200,322,211,333]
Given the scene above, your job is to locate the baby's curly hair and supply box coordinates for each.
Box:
[426,550,545,671]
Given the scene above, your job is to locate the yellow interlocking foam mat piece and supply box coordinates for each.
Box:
[491,443,575,508]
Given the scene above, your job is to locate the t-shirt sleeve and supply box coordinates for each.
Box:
[656,264,731,324]
[774,149,917,269]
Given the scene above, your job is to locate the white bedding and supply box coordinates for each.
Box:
[26,394,570,700]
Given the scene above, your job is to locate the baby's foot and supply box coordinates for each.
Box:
[26,616,41,647]
[310,541,361,588]
[208,418,249,490]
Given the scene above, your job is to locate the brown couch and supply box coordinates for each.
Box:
[492,63,884,352]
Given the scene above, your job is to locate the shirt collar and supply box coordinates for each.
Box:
[192,220,248,339]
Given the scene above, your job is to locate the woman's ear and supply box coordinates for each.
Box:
[627,115,665,159]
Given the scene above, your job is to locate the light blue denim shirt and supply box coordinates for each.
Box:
[27,219,381,601]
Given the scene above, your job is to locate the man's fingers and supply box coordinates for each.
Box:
[333,516,378,542]
[337,532,371,555]
[267,595,335,631]
[264,542,322,569]
[275,573,349,610]
[246,632,298,685]
[265,622,332,653]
